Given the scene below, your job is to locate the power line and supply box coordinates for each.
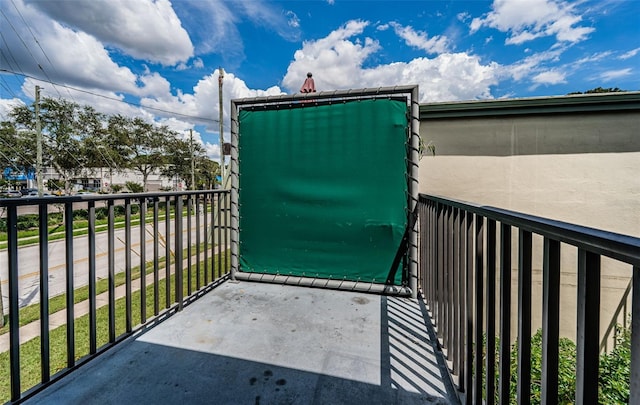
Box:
[9,0,73,101]
[0,8,62,99]
[1,68,220,124]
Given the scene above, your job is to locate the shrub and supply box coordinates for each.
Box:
[125,182,144,193]
[72,209,89,220]
[16,214,40,231]
[599,326,631,404]
[480,327,630,404]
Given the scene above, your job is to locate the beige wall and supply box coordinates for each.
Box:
[417,104,639,342]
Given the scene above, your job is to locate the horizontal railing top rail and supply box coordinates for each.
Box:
[420,194,640,267]
[0,189,229,208]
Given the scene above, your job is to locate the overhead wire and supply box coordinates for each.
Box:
[9,0,74,101]
[0,8,62,99]
[1,68,222,125]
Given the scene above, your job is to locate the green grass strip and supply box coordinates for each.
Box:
[0,251,230,403]
[0,241,219,335]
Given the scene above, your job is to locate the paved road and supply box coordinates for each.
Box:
[1,209,229,314]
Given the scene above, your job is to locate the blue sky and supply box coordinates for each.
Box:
[1,0,638,159]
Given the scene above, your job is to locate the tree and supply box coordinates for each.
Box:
[0,120,37,171]
[104,115,134,191]
[161,137,209,190]
[121,117,170,191]
[10,97,86,194]
[568,87,626,95]
[195,157,220,190]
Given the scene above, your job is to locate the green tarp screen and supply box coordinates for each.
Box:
[238,98,408,285]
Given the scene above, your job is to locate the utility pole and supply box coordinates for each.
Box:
[190,129,195,190]
[35,86,44,197]
[218,67,224,186]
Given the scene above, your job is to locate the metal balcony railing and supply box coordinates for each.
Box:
[418,194,639,404]
[0,190,230,403]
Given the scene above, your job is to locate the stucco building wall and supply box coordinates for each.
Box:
[417,92,640,342]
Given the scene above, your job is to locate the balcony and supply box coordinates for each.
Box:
[1,191,638,404]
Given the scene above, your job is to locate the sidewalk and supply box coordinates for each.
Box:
[0,248,228,353]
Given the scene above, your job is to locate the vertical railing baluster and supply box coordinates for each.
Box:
[426,201,432,311]
[576,249,601,404]
[465,211,473,405]
[153,198,159,316]
[125,199,132,332]
[437,203,444,339]
[541,238,561,403]
[452,208,459,376]
[517,230,532,405]
[498,224,511,405]
[458,209,466,395]
[447,207,454,359]
[140,198,147,324]
[631,266,640,404]
[108,200,116,343]
[165,196,171,308]
[187,195,192,296]
[8,205,21,401]
[422,199,429,303]
[443,206,449,351]
[434,201,439,318]
[485,219,496,405]
[211,193,219,280]
[175,195,184,310]
[196,193,201,290]
[88,201,97,354]
[430,200,436,313]
[224,191,229,274]
[203,194,209,285]
[64,202,75,367]
[38,204,50,382]
[474,215,484,405]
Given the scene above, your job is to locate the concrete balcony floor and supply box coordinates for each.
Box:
[25,280,459,405]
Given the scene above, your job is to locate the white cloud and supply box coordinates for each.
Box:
[502,48,564,81]
[3,0,141,94]
[27,0,194,65]
[171,0,301,65]
[389,22,449,54]
[470,0,594,45]
[532,70,566,85]
[236,2,301,42]
[282,20,380,92]
[0,98,26,120]
[282,20,500,102]
[327,0,335,5]
[286,11,300,29]
[598,68,632,82]
[457,12,471,23]
[139,70,284,135]
[175,57,205,72]
[619,47,640,60]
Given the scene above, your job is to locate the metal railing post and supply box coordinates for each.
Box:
[7,205,21,401]
[38,203,50,382]
[517,230,532,405]
[576,249,601,404]
[64,202,75,367]
[631,266,640,404]
[541,238,560,403]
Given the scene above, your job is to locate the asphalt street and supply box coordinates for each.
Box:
[0,210,228,314]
